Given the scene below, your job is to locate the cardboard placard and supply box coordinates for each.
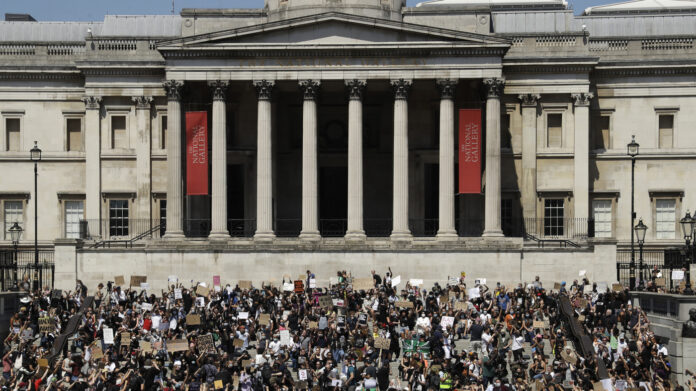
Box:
[114,276,125,286]
[374,337,390,350]
[233,338,244,348]
[242,360,252,368]
[39,317,54,333]
[196,285,210,297]
[612,283,624,292]
[239,280,252,290]
[655,277,666,287]
[454,301,468,311]
[186,314,201,326]
[308,321,318,329]
[395,300,414,308]
[259,313,271,325]
[294,280,304,293]
[554,282,561,290]
[38,358,49,368]
[167,339,189,352]
[214,380,224,390]
[198,334,216,353]
[533,320,545,328]
[130,275,147,287]
[92,346,104,360]
[121,332,131,346]
[352,278,374,291]
[318,295,333,309]
[140,341,152,352]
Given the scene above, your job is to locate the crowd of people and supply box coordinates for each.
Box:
[3,270,696,391]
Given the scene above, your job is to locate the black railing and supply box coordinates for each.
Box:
[275,218,301,237]
[365,219,392,237]
[616,248,674,289]
[523,217,595,240]
[0,249,55,291]
[78,219,162,241]
[320,219,347,237]
[184,218,211,238]
[228,219,256,238]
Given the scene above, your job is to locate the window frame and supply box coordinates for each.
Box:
[655,108,678,150]
[591,109,613,152]
[650,191,683,241]
[64,113,85,152]
[591,198,614,238]
[539,105,568,151]
[63,199,85,239]
[1,198,27,241]
[2,113,24,152]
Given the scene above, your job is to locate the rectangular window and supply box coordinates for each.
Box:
[658,115,673,149]
[64,200,84,239]
[656,199,676,239]
[547,113,562,148]
[5,118,20,151]
[594,115,610,150]
[544,199,564,236]
[108,200,129,237]
[3,201,23,240]
[161,116,167,149]
[592,199,612,238]
[67,118,83,152]
[111,116,127,149]
[159,199,167,237]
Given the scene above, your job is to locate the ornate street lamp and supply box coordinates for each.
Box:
[634,219,647,290]
[30,141,41,291]
[8,222,22,291]
[680,211,695,295]
[627,135,639,290]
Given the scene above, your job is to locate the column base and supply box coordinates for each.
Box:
[254,232,276,242]
[390,231,412,242]
[436,231,459,241]
[299,231,321,241]
[345,231,366,242]
[163,231,185,240]
[208,232,231,241]
[482,229,504,238]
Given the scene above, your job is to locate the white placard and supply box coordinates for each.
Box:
[196,297,205,307]
[331,380,343,387]
[103,328,114,345]
[151,316,161,329]
[409,279,423,286]
[280,330,293,346]
[309,278,316,288]
[391,275,401,287]
[255,354,266,365]
[448,277,459,286]
[475,278,486,286]
[468,287,480,299]
[672,270,685,280]
[597,282,608,292]
[140,282,149,289]
[440,316,454,328]
[168,275,178,284]
[332,299,344,307]
[238,312,249,320]
[579,270,586,277]
[174,289,182,300]
[329,277,339,285]
[299,369,308,381]
[600,378,613,391]
[583,285,593,294]
[283,282,293,292]
[141,303,153,312]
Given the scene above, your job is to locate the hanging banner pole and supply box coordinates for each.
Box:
[186,111,209,196]
[458,109,482,194]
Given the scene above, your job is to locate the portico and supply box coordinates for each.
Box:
[157,12,509,242]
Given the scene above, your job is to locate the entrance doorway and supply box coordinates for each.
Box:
[319,166,347,236]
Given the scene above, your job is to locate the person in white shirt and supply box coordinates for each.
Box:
[481,328,493,356]
[415,313,431,335]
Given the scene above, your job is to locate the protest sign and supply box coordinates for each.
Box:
[38,359,49,368]
[455,301,468,311]
[198,334,216,353]
[554,282,561,290]
[409,279,423,286]
[294,280,304,293]
[196,297,205,307]
[92,346,104,360]
[51,289,62,300]
[309,278,316,288]
[280,330,293,346]
[448,277,459,286]
[114,276,125,286]
[612,283,624,292]
[308,321,318,329]
[331,380,343,387]
[468,287,480,299]
[238,312,249,320]
[233,338,244,348]
[374,337,390,350]
[332,299,345,307]
[140,341,152,352]
[213,275,220,287]
[395,300,414,308]
[259,313,271,325]
[168,275,178,284]
[215,380,224,390]
[579,270,586,277]
[352,278,374,291]
[140,282,149,290]
[283,282,294,292]
[174,289,182,300]
[121,332,131,346]
[533,320,545,329]
[239,280,252,289]
[186,314,201,326]
[318,295,333,309]
[130,275,147,287]
[655,277,666,287]
[391,275,401,287]
[196,284,210,297]
[474,278,486,286]
[672,270,685,280]
[440,316,454,329]
[103,328,114,344]
[167,339,189,352]
[329,277,339,285]
[141,303,153,312]
[39,317,54,333]
[299,369,308,381]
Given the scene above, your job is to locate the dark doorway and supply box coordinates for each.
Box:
[228,164,249,236]
[319,166,347,236]
[420,163,439,236]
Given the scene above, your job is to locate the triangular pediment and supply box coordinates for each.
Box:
[158,12,509,49]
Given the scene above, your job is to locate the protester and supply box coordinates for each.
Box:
[3,271,694,391]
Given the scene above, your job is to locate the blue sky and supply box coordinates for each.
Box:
[2,0,613,21]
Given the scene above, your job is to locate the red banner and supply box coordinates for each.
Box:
[186,111,209,196]
[458,109,482,194]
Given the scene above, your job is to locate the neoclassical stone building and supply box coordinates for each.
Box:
[1,0,695,289]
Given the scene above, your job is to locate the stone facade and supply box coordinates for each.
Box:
[2,0,696,286]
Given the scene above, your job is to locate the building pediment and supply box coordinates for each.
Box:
[158,12,509,54]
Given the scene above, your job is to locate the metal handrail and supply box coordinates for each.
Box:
[91,224,161,249]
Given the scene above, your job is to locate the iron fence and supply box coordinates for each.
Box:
[616,248,675,289]
[0,249,55,291]
[78,219,162,241]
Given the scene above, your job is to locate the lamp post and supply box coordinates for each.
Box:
[30,141,41,291]
[634,218,647,290]
[627,135,639,290]
[680,211,695,295]
[8,222,22,291]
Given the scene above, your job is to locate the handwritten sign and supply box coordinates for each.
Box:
[409,279,424,286]
[454,301,468,311]
[391,275,401,287]
[186,314,201,326]
[374,337,390,350]
[38,358,49,368]
[294,280,304,293]
[395,300,414,308]
[233,338,244,348]
[141,303,153,312]
[39,317,54,333]
[140,341,152,352]
[198,334,216,353]
[239,280,252,290]
[130,275,147,287]
[259,313,271,325]
[533,320,545,329]
[167,339,189,352]
[174,289,183,299]
[612,283,624,292]
[318,295,333,309]
[92,346,104,360]
[115,276,125,286]
[352,278,373,291]
[121,332,131,346]
[655,277,666,287]
[103,328,114,344]
[196,284,210,297]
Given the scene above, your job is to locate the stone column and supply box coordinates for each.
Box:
[345,79,367,241]
[436,79,458,239]
[299,80,321,241]
[133,96,153,226]
[163,80,185,239]
[82,96,102,238]
[390,79,412,240]
[572,92,593,221]
[208,80,230,239]
[254,80,275,241]
[519,93,540,226]
[482,78,505,237]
